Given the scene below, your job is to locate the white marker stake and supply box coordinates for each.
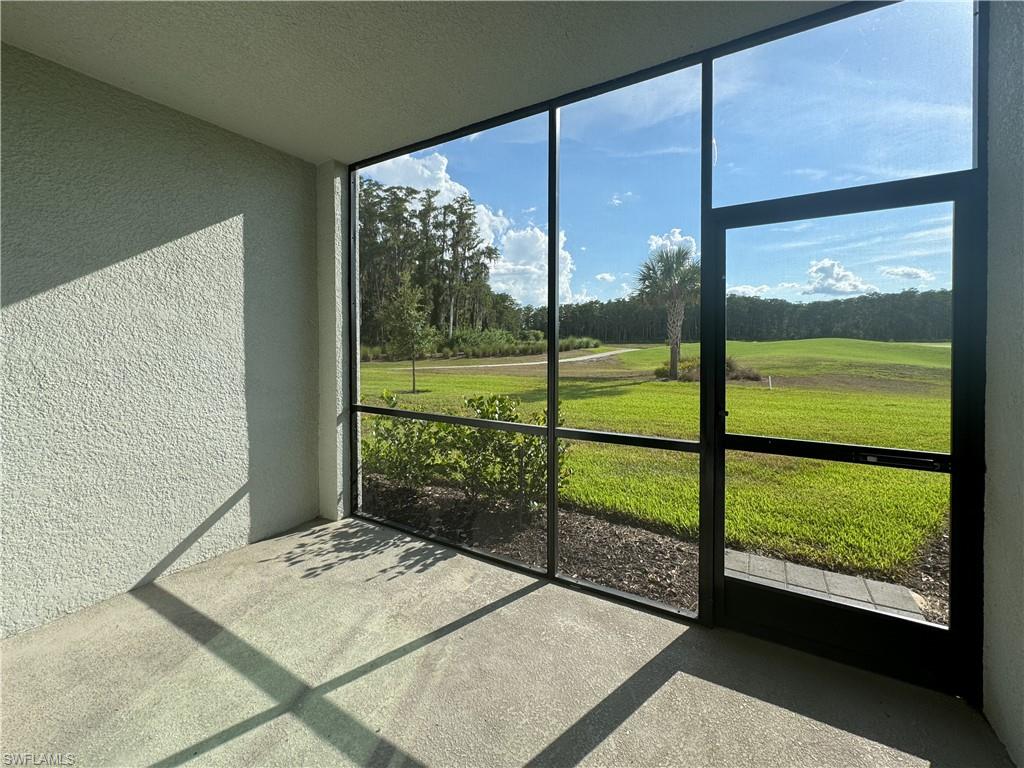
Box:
[768,375,773,390]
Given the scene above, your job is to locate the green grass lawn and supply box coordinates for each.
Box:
[360,338,952,577]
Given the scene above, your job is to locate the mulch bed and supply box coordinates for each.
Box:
[902,528,950,625]
[362,476,947,623]
[362,476,699,611]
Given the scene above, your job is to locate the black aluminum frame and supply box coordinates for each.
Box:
[345,0,988,703]
[712,177,985,701]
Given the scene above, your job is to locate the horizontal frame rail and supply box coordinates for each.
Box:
[354,405,546,437]
[352,406,703,453]
[710,170,977,229]
[724,433,951,472]
[556,427,700,453]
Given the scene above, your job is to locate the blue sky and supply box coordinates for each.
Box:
[362,1,970,308]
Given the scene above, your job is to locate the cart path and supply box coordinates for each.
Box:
[398,348,638,370]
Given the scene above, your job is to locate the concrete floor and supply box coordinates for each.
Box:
[1,518,1012,768]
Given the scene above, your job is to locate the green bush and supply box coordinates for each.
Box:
[434,329,598,359]
[364,329,600,361]
[653,355,761,382]
[726,355,763,381]
[362,392,570,510]
[559,336,601,352]
[362,391,446,486]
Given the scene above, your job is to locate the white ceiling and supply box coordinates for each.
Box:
[1,2,835,165]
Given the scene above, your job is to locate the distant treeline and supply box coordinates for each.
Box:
[526,289,951,343]
[359,178,951,346]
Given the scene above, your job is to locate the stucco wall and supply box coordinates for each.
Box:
[984,2,1024,764]
[1,45,319,637]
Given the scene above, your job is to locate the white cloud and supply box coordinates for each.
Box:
[474,204,511,248]
[803,258,877,296]
[364,152,516,248]
[859,248,949,266]
[777,282,803,291]
[561,66,702,136]
[833,172,869,185]
[609,192,634,207]
[620,283,634,297]
[902,225,953,242]
[364,151,586,306]
[879,266,935,281]
[771,222,814,233]
[522,206,538,214]
[606,145,698,159]
[595,272,616,283]
[490,227,580,306]
[465,132,482,142]
[489,227,548,306]
[788,168,829,181]
[766,235,847,252]
[647,228,698,255]
[727,284,772,297]
[363,152,469,207]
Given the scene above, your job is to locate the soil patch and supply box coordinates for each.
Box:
[362,476,698,611]
[902,527,950,625]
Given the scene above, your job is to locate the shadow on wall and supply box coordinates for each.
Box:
[0,44,318,631]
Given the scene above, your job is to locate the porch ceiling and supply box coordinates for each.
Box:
[0,1,836,165]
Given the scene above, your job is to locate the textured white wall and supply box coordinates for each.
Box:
[985,3,1024,763]
[1,45,319,636]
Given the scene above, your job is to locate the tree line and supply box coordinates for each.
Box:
[359,179,952,347]
[547,289,951,343]
[359,178,522,347]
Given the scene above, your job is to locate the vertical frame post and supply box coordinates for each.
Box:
[698,58,723,625]
[950,181,987,706]
[546,107,561,577]
[348,169,362,515]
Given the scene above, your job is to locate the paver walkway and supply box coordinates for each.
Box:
[725,549,927,620]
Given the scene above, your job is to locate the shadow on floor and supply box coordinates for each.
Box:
[261,518,456,581]
[523,625,1010,768]
[131,519,1008,768]
[135,579,543,767]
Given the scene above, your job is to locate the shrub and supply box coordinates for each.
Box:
[362,392,445,486]
[654,356,699,380]
[726,355,763,381]
[653,355,761,382]
[434,327,598,358]
[559,336,601,352]
[362,391,570,512]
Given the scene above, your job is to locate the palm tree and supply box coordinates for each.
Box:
[636,244,701,380]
